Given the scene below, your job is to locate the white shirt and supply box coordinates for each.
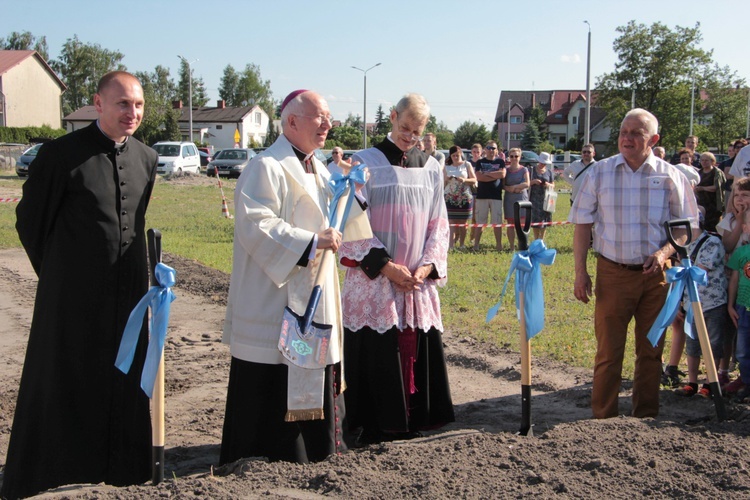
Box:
[729,146,750,178]
[563,159,596,201]
[672,162,700,186]
[569,153,699,265]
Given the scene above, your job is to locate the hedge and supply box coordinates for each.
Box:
[0,125,66,144]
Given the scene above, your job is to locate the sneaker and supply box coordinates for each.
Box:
[718,371,730,386]
[661,365,685,388]
[722,378,746,395]
[674,384,698,397]
[697,384,711,398]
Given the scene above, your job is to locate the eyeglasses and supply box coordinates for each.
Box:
[394,113,425,143]
[332,151,341,155]
[509,155,520,158]
[299,114,332,125]
[582,150,593,154]
[485,146,497,150]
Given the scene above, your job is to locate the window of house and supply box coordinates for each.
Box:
[216,125,223,130]
[555,113,563,119]
[510,116,522,124]
[572,117,577,125]
[558,136,566,144]
[255,112,261,124]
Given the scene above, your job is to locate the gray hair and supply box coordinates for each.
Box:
[621,108,659,136]
[280,92,308,132]
[394,93,430,123]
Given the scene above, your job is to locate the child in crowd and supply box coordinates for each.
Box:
[675,209,727,397]
[726,208,750,402]
[716,178,750,384]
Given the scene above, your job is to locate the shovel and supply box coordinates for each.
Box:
[514,201,534,436]
[664,219,726,422]
[147,228,166,484]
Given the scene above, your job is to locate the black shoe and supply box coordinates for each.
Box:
[661,365,685,388]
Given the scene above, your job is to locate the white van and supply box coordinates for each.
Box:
[152,142,201,175]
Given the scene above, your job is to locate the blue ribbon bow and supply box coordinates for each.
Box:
[328,163,367,234]
[647,258,707,346]
[115,262,177,398]
[486,239,557,339]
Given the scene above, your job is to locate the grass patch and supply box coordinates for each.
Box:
[0,175,650,377]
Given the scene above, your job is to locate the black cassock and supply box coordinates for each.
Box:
[1,122,158,500]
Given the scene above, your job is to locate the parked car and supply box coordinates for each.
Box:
[198,150,212,168]
[519,150,540,167]
[14,143,43,177]
[206,148,256,178]
[714,153,730,164]
[152,141,201,175]
[552,153,582,170]
[324,149,358,164]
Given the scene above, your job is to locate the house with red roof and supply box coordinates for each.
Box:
[0,50,66,128]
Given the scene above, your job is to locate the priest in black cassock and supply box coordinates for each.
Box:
[1,71,158,499]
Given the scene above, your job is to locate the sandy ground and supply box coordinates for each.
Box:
[1,239,750,498]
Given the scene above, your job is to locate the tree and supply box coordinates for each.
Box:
[1,31,49,61]
[595,21,714,151]
[520,121,541,151]
[134,65,180,145]
[326,125,362,150]
[218,63,274,117]
[700,66,748,152]
[52,35,125,115]
[177,59,208,108]
[374,104,391,135]
[453,121,490,148]
[264,119,280,147]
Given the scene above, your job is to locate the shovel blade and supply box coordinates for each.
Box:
[279,307,332,369]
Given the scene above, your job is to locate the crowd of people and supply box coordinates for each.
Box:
[654,135,750,405]
[4,72,750,498]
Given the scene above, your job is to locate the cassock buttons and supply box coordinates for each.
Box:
[122,226,129,231]
[121,195,127,200]
[121,242,128,247]
[121,210,127,216]
[120,181,126,186]
[119,165,124,170]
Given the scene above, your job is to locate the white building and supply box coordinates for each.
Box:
[0,50,66,128]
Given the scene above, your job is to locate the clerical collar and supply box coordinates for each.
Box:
[376,135,428,169]
[290,144,313,163]
[95,119,128,150]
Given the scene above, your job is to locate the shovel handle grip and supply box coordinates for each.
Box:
[663,219,692,260]
[147,229,162,286]
[514,201,532,251]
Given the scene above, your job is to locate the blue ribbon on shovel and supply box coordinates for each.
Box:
[486,239,557,339]
[328,163,367,236]
[115,262,177,398]
[647,258,707,346]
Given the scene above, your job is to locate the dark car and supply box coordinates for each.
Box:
[15,143,44,177]
[519,150,540,167]
[206,148,256,178]
[199,150,212,168]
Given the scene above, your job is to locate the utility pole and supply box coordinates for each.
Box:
[351,63,382,149]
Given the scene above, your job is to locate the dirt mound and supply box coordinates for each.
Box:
[1,249,749,499]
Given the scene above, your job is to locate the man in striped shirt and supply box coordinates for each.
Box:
[569,108,699,419]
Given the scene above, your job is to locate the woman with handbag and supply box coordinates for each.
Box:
[443,145,477,249]
[529,151,556,241]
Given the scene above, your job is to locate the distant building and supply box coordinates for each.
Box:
[64,100,272,150]
[495,90,610,153]
[0,50,66,128]
[174,100,270,149]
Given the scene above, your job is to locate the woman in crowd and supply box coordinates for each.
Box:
[695,151,725,232]
[443,145,477,249]
[528,151,555,241]
[502,148,530,252]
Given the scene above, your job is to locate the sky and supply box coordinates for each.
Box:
[4,0,747,131]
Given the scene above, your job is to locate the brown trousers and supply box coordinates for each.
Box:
[592,256,667,419]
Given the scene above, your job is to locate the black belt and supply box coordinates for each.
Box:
[598,254,644,272]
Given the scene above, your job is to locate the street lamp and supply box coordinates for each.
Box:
[178,55,198,143]
[583,20,591,146]
[351,63,381,149]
